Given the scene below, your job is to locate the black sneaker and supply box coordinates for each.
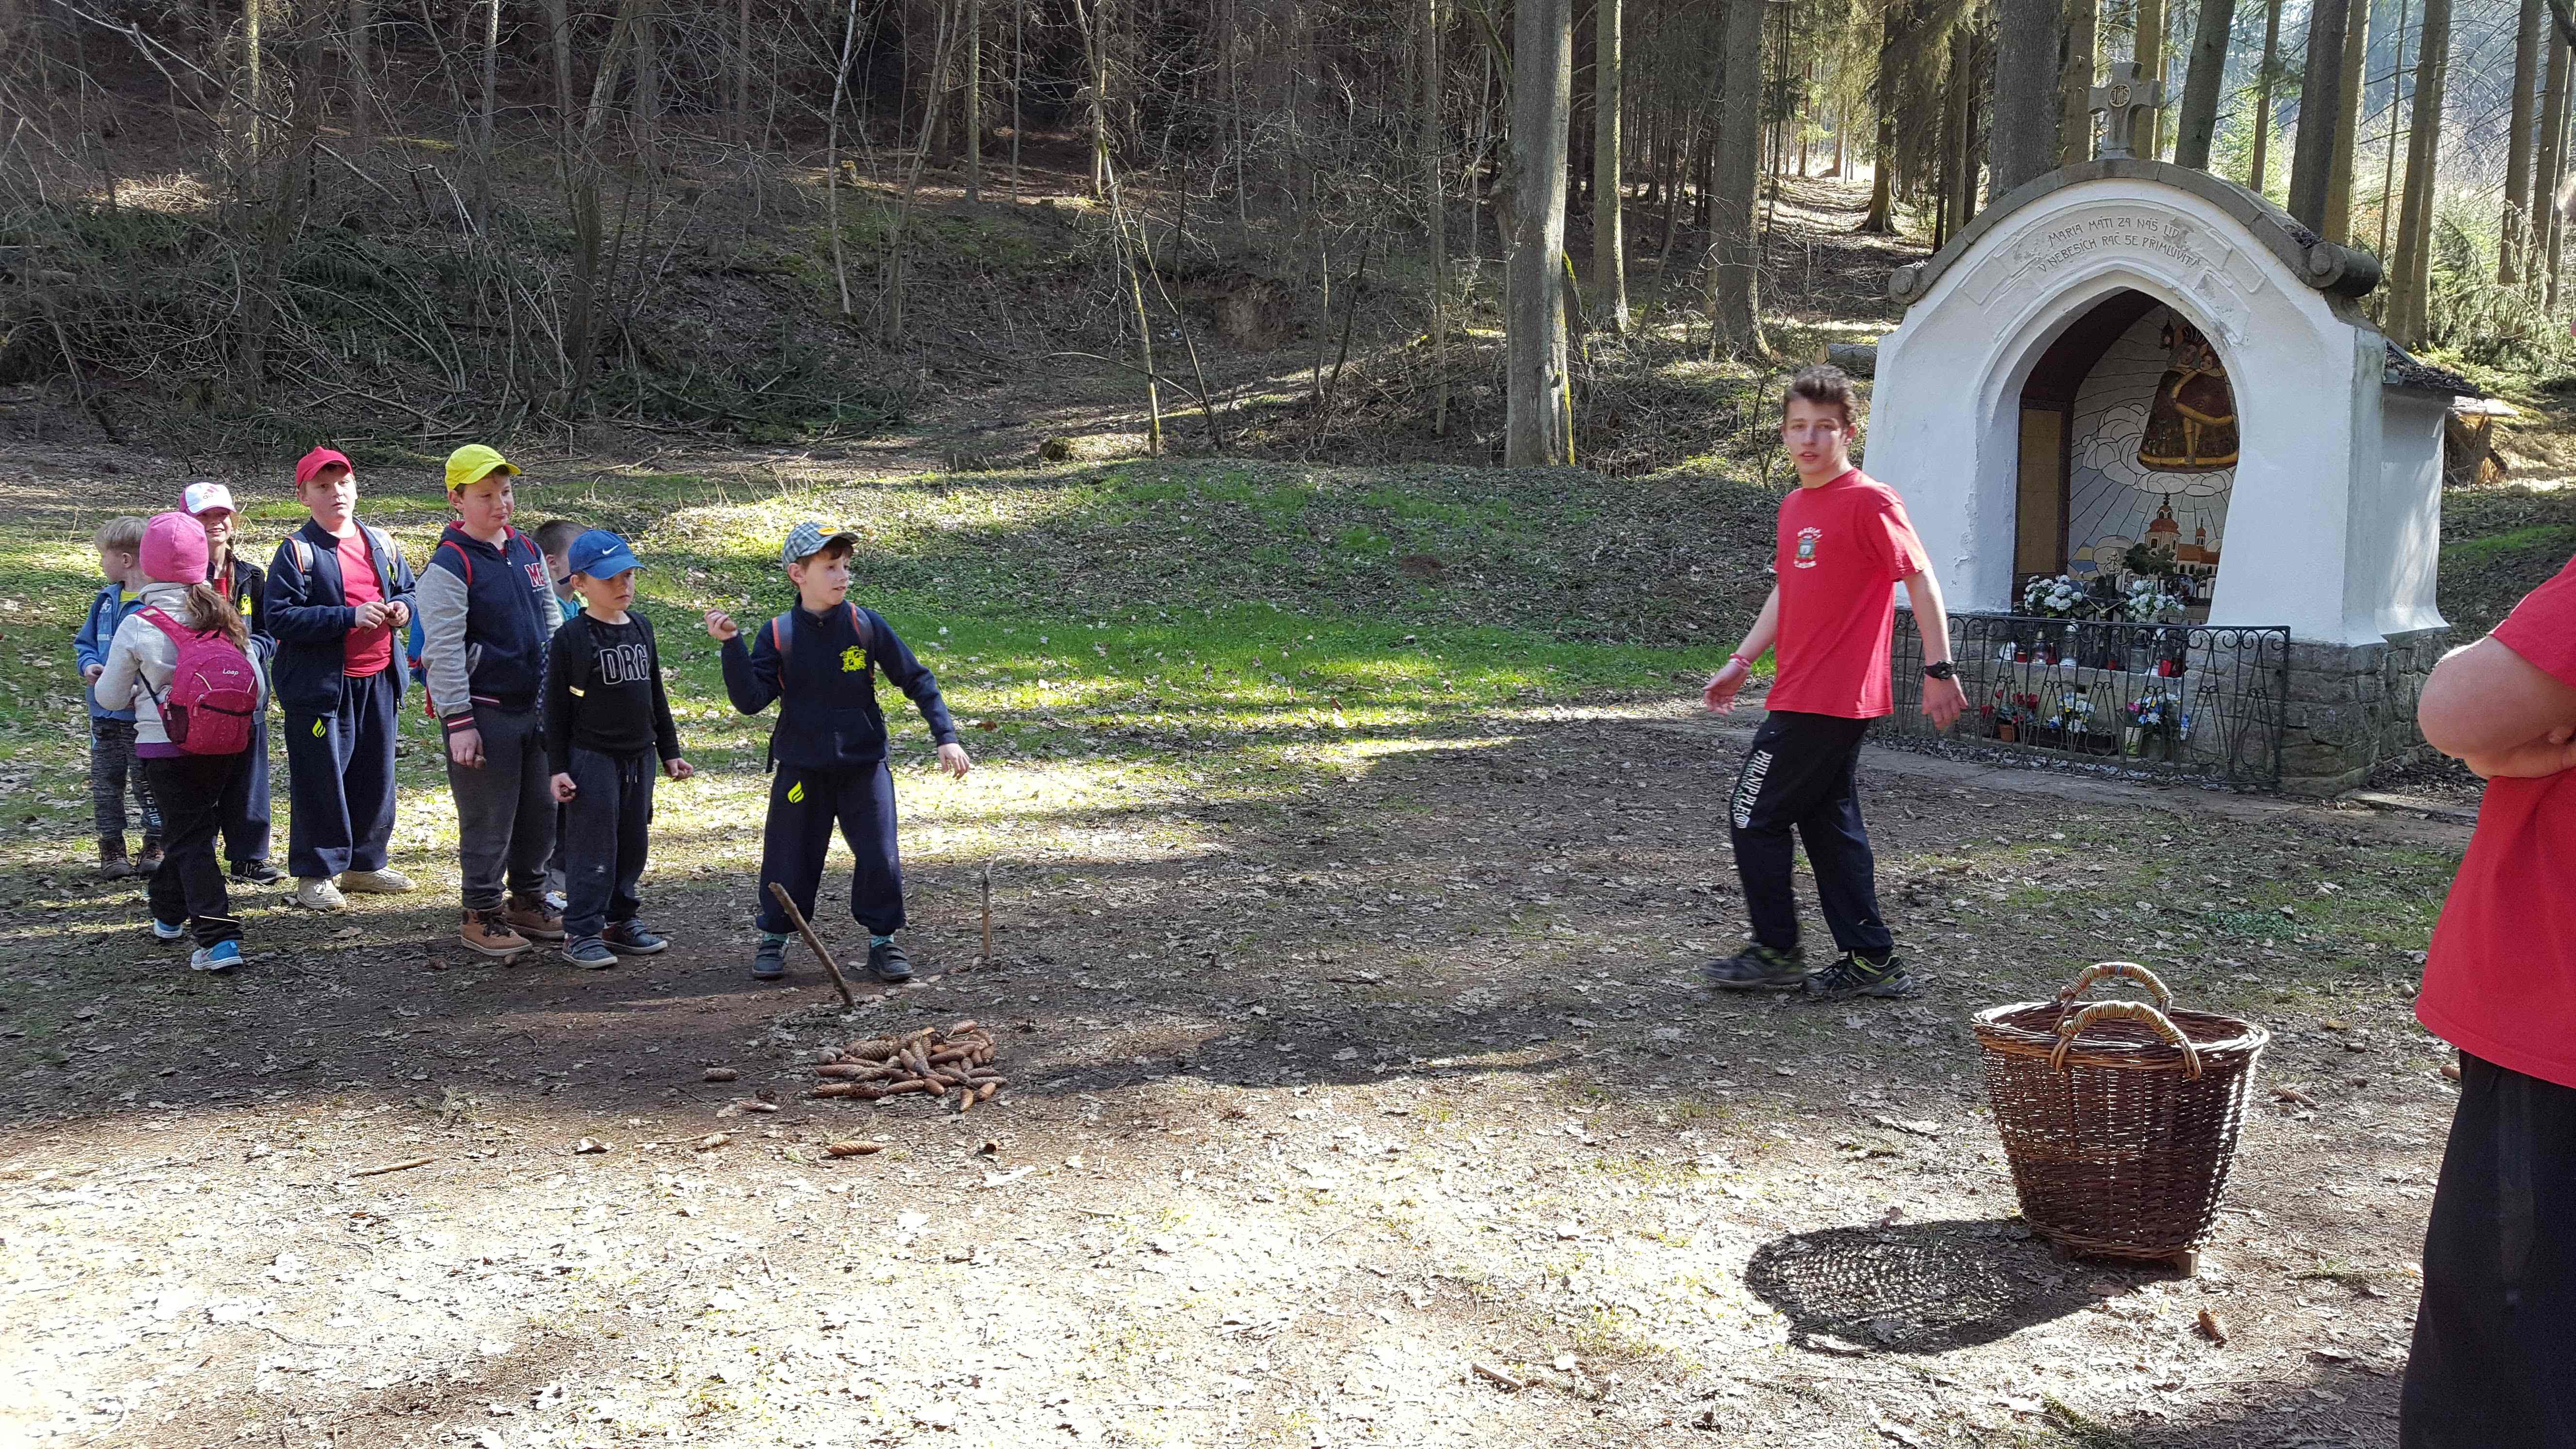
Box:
[867,938,915,983]
[751,934,789,981]
[1803,951,1919,1001]
[231,860,281,886]
[1704,943,1809,991]
[602,921,668,955]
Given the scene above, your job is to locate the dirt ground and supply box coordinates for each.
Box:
[0,610,2473,1449]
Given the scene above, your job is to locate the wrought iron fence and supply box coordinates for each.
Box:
[1880,611,2292,789]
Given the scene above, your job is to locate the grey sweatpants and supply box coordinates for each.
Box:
[90,716,161,848]
[445,705,555,911]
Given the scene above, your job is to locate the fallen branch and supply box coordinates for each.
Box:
[349,1156,434,1178]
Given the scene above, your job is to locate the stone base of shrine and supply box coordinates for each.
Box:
[2279,628,2451,797]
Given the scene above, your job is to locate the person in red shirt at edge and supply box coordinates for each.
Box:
[2398,555,2576,1449]
[1700,366,1966,1001]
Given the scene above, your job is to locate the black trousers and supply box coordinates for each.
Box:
[281,669,400,880]
[446,705,554,911]
[562,746,653,940]
[217,709,272,871]
[1728,709,1893,957]
[2400,1051,2576,1448]
[89,716,161,848]
[144,753,244,948]
[756,761,905,938]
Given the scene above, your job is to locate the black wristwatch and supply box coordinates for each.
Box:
[1922,661,1958,681]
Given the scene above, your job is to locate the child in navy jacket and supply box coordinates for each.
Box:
[76,516,162,878]
[705,522,969,982]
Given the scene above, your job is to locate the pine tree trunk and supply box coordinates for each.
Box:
[2173,0,2236,168]
[2135,0,2164,158]
[2504,0,2542,282]
[2378,0,2412,258]
[2386,0,2450,346]
[1707,0,1769,360]
[2061,0,2097,164]
[2537,31,2570,304]
[1422,0,1449,434]
[2246,0,2281,193]
[965,0,982,201]
[1594,0,1628,331]
[2324,0,2367,242]
[1862,3,1900,229]
[2285,0,2351,230]
[1504,0,1573,466]
[1992,0,2060,192]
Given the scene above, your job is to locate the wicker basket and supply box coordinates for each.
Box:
[1973,962,2269,1271]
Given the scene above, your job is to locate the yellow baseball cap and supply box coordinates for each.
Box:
[444,443,521,493]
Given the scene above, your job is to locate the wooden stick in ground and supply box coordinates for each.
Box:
[981,863,993,967]
[768,882,857,1009]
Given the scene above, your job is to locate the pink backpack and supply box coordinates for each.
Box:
[139,608,260,756]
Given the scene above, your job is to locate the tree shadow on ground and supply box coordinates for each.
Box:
[1743,1216,2099,1354]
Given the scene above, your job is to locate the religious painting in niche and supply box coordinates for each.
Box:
[2137,319,2238,470]
[2062,305,2233,616]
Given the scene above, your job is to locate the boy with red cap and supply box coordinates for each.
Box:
[185,481,279,885]
[263,447,419,912]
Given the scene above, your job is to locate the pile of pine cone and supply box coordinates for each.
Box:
[809,1020,1005,1112]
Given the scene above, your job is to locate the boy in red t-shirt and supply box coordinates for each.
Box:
[1701,367,1966,1001]
[2398,555,2576,1446]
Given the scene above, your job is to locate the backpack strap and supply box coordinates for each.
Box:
[434,535,473,586]
[132,607,201,721]
[771,612,796,676]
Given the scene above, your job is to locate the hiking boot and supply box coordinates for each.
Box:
[231,859,281,886]
[97,840,135,881]
[502,893,566,941]
[602,920,667,956]
[750,934,789,981]
[1703,943,1810,992]
[458,909,531,959]
[135,844,164,874]
[151,917,189,943]
[1802,951,1920,1001]
[190,940,242,973]
[338,867,416,895]
[292,876,348,911]
[866,938,915,983]
[562,935,618,969]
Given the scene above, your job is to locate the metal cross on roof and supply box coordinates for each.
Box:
[2091,62,2162,161]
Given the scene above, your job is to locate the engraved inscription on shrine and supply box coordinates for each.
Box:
[1963,205,2268,343]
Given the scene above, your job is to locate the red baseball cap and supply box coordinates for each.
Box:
[294,447,354,485]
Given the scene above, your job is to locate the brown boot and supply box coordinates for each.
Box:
[458,908,530,959]
[502,893,565,941]
[97,838,135,881]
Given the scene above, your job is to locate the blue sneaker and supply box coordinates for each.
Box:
[189,940,242,973]
[151,918,188,943]
[751,933,789,981]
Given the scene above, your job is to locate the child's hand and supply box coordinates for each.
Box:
[550,772,578,803]
[385,601,410,628]
[1703,658,1752,714]
[704,610,740,642]
[936,742,973,779]
[663,757,694,781]
[449,727,485,769]
[81,663,103,683]
[352,600,389,631]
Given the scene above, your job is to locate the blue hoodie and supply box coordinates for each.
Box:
[75,584,148,721]
[416,522,555,734]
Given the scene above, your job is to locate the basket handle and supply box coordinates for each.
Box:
[2056,960,2174,1012]
[2049,1000,2204,1079]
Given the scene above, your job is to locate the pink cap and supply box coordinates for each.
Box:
[295,447,354,485]
[182,481,237,516]
[139,512,209,586]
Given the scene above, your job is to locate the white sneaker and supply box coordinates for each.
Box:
[338,868,416,895]
[293,877,348,911]
[150,918,188,942]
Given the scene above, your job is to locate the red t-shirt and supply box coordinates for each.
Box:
[338,529,393,678]
[2417,553,2576,1090]
[1764,469,1932,719]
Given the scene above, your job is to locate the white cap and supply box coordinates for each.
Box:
[182,482,238,517]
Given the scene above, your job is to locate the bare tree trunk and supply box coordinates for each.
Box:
[2379,0,2411,258]
[824,0,859,314]
[347,0,372,143]
[1087,0,1109,195]
[1421,0,1449,434]
[2285,0,2351,230]
[2505,0,2543,281]
[2136,0,2164,158]
[1941,26,1974,240]
[1504,0,1572,467]
[965,0,982,200]
[1011,0,1024,196]
[733,0,751,145]
[2549,41,2573,305]
[1593,0,1627,331]
[243,0,264,168]
[2386,0,2449,345]
[474,0,499,226]
[2061,0,2097,164]
[1863,3,1900,229]
[1706,0,1768,361]
[1992,0,2060,191]
[2325,0,2367,242]
[2247,0,2281,193]
[633,0,659,170]
[2173,0,2236,169]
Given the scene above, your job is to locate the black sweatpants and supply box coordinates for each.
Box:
[89,716,161,849]
[1728,709,1893,958]
[144,753,244,948]
[756,761,905,938]
[562,746,654,940]
[281,669,400,880]
[2399,1052,2576,1448]
[217,709,272,872]
[446,705,554,912]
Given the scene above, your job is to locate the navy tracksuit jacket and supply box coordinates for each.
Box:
[263,519,417,880]
[720,600,959,937]
[212,555,275,870]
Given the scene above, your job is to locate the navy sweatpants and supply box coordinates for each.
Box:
[281,669,401,880]
[1728,709,1894,958]
[218,709,273,871]
[756,762,905,937]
